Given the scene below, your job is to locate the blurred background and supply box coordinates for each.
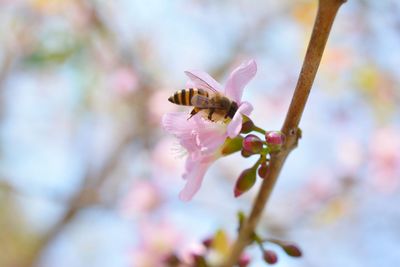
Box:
[0,0,399,266]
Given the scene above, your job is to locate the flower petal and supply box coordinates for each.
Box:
[196,121,227,154]
[162,112,189,133]
[226,112,243,138]
[162,112,201,153]
[185,70,223,93]
[238,101,253,116]
[179,159,212,201]
[226,103,254,138]
[224,59,257,103]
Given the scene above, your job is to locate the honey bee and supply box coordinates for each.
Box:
[168,73,238,122]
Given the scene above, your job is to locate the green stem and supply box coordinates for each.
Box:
[253,125,266,135]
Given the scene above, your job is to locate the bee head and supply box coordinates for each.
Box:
[220,97,231,109]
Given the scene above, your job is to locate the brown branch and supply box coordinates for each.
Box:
[0,50,14,127]
[222,0,346,266]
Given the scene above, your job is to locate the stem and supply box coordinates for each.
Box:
[222,0,346,266]
[252,125,266,135]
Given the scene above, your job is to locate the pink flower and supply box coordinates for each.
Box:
[162,59,257,201]
[185,59,256,138]
[131,220,183,267]
[368,127,400,193]
[109,67,138,95]
[119,180,162,217]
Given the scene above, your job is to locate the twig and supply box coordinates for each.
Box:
[222,0,346,266]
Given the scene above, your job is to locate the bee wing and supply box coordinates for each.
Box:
[184,71,219,94]
[190,95,221,108]
[190,94,211,108]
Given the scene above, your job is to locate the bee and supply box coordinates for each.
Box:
[168,74,238,122]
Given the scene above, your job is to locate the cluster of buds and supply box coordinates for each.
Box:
[258,238,302,265]
[260,238,302,264]
[233,122,286,197]
[241,131,285,156]
[164,230,252,267]
[235,212,302,265]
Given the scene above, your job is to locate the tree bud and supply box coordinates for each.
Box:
[263,250,278,264]
[265,131,285,151]
[242,134,263,154]
[241,148,253,158]
[282,243,302,257]
[202,237,213,249]
[241,119,255,134]
[237,254,251,267]
[257,162,270,179]
[234,167,257,197]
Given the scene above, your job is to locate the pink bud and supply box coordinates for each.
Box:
[258,162,270,179]
[263,250,278,264]
[282,243,302,257]
[237,254,251,267]
[202,237,213,249]
[243,134,263,154]
[234,168,257,197]
[265,131,285,151]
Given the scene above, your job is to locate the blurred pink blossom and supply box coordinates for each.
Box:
[336,137,364,175]
[119,180,162,217]
[151,136,185,175]
[298,168,339,212]
[162,60,257,201]
[368,127,400,193]
[148,90,179,124]
[180,242,207,264]
[131,220,184,267]
[109,67,138,95]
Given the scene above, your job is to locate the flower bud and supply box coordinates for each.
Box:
[164,253,181,266]
[202,237,213,249]
[263,250,278,264]
[241,148,253,158]
[238,254,251,267]
[257,162,269,179]
[234,167,257,197]
[191,253,207,266]
[265,131,285,151]
[242,134,263,154]
[241,119,255,134]
[282,243,302,257]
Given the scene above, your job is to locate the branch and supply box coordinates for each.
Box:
[222,0,346,266]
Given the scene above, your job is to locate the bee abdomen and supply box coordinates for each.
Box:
[168,88,209,106]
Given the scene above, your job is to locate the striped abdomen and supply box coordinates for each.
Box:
[168,88,209,106]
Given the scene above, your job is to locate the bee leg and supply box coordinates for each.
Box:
[208,108,215,121]
[188,108,199,120]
